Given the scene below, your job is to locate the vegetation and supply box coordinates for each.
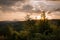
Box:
[0,18,60,40]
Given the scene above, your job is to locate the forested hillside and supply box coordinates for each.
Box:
[0,19,60,40]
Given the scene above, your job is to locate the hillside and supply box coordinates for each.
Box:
[0,19,60,40]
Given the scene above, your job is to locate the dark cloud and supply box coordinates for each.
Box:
[0,0,60,13]
[0,0,26,12]
[0,0,25,6]
[54,8,60,11]
[22,5,33,12]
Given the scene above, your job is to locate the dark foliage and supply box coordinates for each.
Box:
[0,19,60,40]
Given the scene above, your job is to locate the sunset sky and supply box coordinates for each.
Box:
[0,0,60,21]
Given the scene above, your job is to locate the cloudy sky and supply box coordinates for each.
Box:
[0,0,60,21]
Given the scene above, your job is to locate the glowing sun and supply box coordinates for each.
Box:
[36,15,52,20]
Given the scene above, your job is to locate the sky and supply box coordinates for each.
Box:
[0,0,60,21]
